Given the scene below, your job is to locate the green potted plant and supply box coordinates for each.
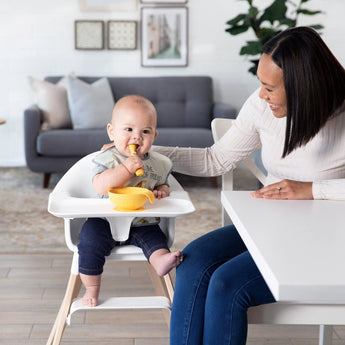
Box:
[225,0,324,75]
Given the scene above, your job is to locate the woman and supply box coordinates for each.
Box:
[154,27,345,345]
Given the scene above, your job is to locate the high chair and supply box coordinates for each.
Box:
[211,118,335,345]
[46,151,195,345]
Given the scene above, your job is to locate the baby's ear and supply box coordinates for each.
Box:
[154,130,158,140]
[107,123,114,141]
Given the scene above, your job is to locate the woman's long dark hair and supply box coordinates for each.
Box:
[262,27,345,157]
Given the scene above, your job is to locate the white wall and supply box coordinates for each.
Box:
[0,0,344,166]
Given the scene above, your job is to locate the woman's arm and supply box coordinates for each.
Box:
[312,179,345,200]
[101,138,257,178]
[153,91,263,177]
[152,119,260,177]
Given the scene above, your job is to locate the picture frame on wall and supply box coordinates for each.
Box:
[141,7,188,67]
[107,21,137,50]
[79,0,137,11]
[140,0,187,3]
[75,20,104,50]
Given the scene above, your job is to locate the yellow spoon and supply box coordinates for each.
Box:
[129,144,144,176]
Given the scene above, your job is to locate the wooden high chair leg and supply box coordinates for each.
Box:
[46,273,82,345]
[146,262,174,327]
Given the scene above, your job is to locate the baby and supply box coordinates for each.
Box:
[77,95,183,307]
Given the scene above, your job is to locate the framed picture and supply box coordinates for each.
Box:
[140,0,187,3]
[141,7,188,67]
[107,21,137,50]
[75,20,104,50]
[79,0,137,11]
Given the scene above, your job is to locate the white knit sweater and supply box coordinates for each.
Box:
[154,89,345,200]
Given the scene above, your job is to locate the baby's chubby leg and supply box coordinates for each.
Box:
[78,218,116,307]
[149,249,183,276]
[129,225,182,276]
[80,273,101,307]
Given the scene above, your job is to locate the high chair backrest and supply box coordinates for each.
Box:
[211,118,266,225]
[52,151,99,199]
[211,118,266,190]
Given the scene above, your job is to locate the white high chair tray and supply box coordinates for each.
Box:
[48,190,195,219]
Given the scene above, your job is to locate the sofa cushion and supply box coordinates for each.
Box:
[154,128,214,147]
[67,76,115,130]
[37,129,109,156]
[28,75,72,130]
[153,78,213,129]
[55,76,213,129]
[112,77,213,129]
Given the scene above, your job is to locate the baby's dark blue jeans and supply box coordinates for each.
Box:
[78,217,169,275]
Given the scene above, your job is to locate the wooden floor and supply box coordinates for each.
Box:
[2,254,345,345]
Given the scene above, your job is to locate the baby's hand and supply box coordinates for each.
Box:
[154,184,170,199]
[123,156,144,175]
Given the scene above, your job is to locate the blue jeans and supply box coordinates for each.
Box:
[170,225,275,345]
[78,218,169,275]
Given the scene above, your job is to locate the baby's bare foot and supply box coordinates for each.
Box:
[82,285,100,307]
[80,273,101,307]
[150,249,183,276]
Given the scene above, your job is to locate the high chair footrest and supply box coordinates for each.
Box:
[67,296,171,325]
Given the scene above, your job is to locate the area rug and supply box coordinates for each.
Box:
[0,166,258,254]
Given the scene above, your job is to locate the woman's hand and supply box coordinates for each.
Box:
[251,179,313,200]
[101,143,115,151]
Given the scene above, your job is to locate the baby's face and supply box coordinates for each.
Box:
[107,103,157,158]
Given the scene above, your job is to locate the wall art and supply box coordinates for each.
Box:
[108,21,137,50]
[79,0,137,11]
[140,0,187,3]
[141,7,188,67]
[75,20,104,50]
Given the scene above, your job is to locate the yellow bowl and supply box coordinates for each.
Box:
[108,187,155,212]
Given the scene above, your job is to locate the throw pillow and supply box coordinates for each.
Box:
[27,75,73,131]
[67,76,115,130]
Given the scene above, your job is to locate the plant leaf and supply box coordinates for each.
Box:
[297,9,323,16]
[279,18,296,27]
[240,41,263,55]
[225,0,325,77]
[309,24,324,31]
[248,6,259,18]
[226,14,247,26]
[257,28,279,43]
[248,62,259,76]
[225,25,250,35]
[259,0,288,24]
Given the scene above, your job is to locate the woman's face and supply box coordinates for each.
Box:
[257,53,287,118]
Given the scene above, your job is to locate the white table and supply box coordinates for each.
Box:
[221,191,345,303]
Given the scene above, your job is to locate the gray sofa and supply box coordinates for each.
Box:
[24,76,237,187]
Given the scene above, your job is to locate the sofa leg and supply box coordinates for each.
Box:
[43,173,51,188]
